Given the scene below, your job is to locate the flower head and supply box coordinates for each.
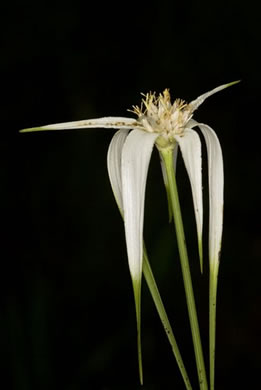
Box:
[131,89,192,139]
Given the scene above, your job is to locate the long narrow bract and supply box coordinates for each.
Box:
[121,129,158,282]
[107,128,144,383]
[107,129,193,389]
[107,129,129,213]
[20,117,142,132]
[174,128,203,271]
[189,119,224,390]
[120,129,159,382]
[189,81,240,113]
[107,128,159,385]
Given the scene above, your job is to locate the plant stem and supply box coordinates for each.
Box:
[143,246,193,390]
[160,146,208,390]
[209,263,219,390]
[132,278,143,385]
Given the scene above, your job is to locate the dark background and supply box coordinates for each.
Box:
[1,0,260,389]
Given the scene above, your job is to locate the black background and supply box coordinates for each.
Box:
[1,0,260,389]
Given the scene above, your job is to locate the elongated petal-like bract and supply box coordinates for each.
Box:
[121,129,158,282]
[107,129,129,213]
[121,129,158,384]
[190,121,224,266]
[189,81,240,113]
[20,117,142,132]
[190,119,224,390]
[175,128,203,270]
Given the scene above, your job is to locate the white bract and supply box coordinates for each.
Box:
[21,81,237,384]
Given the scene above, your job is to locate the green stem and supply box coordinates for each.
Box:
[118,208,191,387]
[132,278,143,385]
[160,146,208,390]
[209,263,219,390]
[143,246,193,390]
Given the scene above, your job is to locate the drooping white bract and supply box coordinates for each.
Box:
[21,81,238,385]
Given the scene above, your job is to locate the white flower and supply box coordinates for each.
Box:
[22,81,236,279]
[21,81,238,385]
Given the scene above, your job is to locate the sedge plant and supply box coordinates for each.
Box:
[21,81,239,389]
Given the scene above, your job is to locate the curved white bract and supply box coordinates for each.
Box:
[191,121,224,268]
[189,81,239,113]
[175,128,203,269]
[107,129,129,213]
[121,129,158,282]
